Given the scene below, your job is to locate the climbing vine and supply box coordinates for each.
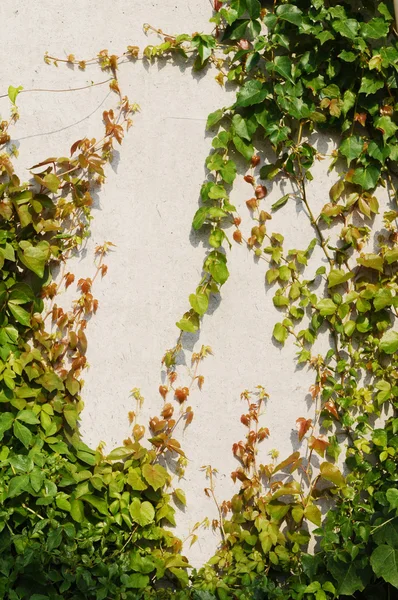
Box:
[0,0,398,599]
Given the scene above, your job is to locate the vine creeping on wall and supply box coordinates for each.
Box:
[0,1,398,599]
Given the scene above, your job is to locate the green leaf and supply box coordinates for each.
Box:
[127,468,147,491]
[328,269,353,288]
[272,194,290,211]
[142,463,168,491]
[386,488,398,510]
[372,428,387,447]
[13,420,32,449]
[17,410,39,424]
[176,311,200,333]
[316,299,336,316]
[206,109,224,129]
[107,446,134,460]
[339,136,364,165]
[43,174,61,193]
[352,166,380,190]
[130,551,156,575]
[275,4,303,26]
[18,240,50,278]
[359,74,384,95]
[232,135,254,161]
[129,498,155,526]
[374,288,393,311]
[320,462,345,487]
[173,488,187,506]
[0,412,14,441]
[378,2,393,20]
[379,330,398,354]
[370,546,398,587]
[236,80,268,107]
[273,55,294,83]
[361,18,390,40]
[123,573,150,589]
[374,116,398,142]
[37,371,64,392]
[70,499,85,523]
[273,323,288,345]
[80,494,108,515]
[357,253,384,271]
[219,159,237,184]
[327,560,367,595]
[189,292,209,316]
[192,207,208,231]
[8,85,23,104]
[8,474,30,498]
[8,302,31,326]
[304,504,322,526]
[246,0,260,19]
[232,114,251,141]
[332,19,359,39]
[47,528,62,551]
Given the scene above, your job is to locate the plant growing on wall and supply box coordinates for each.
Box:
[0,0,398,598]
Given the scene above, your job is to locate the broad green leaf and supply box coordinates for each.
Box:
[8,474,30,498]
[43,173,61,193]
[176,311,200,333]
[206,109,224,129]
[273,55,294,83]
[316,299,336,316]
[374,116,398,142]
[386,488,398,510]
[275,4,303,26]
[18,240,50,278]
[232,114,251,141]
[130,551,156,575]
[246,0,260,19]
[332,19,359,40]
[361,18,389,40]
[192,207,208,230]
[189,292,209,316]
[80,494,108,515]
[8,85,23,104]
[142,463,168,490]
[372,428,387,447]
[123,573,150,589]
[220,159,237,184]
[320,462,345,487]
[173,488,187,506]
[16,409,39,424]
[379,330,398,354]
[339,136,364,165]
[352,166,380,190]
[232,135,254,161]
[273,323,288,345]
[13,420,32,449]
[370,546,398,587]
[236,80,268,107]
[8,302,31,326]
[47,527,62,551]
[0,412,14,441]
[357,253,383,271]
[374,288,393,311]
[378,2,393,20]
[127,468,147,491]
[107,446,134,460]
[327,560,368,595]
[70,498,85,523]
[129,498,155,526]
[304,504,321,526]
[272,194,290,211]
[36,371,64,392]
[328,269,353,288]
[359,74,384,95]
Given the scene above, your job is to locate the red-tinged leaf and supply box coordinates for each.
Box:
[296,417,312,441]
[273,451,301,474]
[308,435,329,457]
[324,400,339,420]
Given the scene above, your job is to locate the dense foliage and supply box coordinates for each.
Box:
[0,0,397,598]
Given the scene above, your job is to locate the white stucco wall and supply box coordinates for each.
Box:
[0,0,390,568]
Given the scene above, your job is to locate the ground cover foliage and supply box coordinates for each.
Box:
[0,0,398,598]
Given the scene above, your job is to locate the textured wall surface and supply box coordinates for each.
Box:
[0,0,389,568]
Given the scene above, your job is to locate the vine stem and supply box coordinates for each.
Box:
[0,79,113,99]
